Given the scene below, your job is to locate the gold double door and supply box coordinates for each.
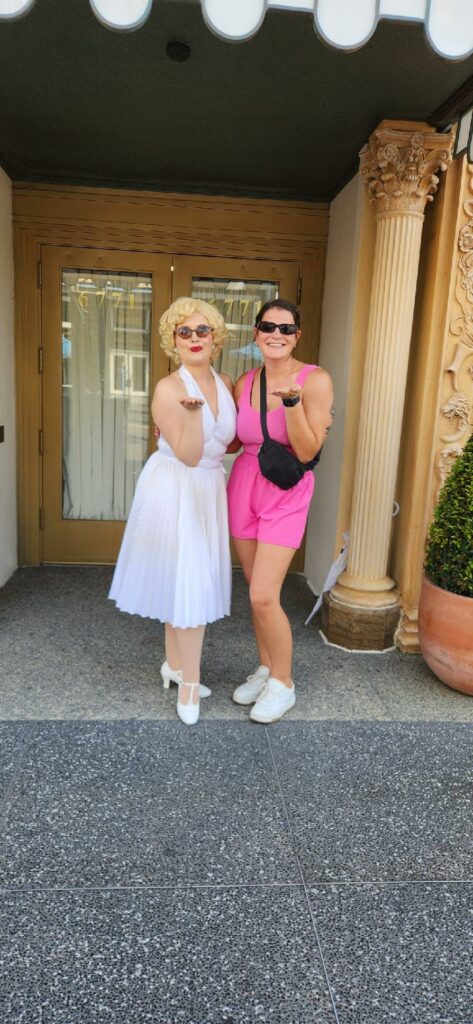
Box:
[41,246,300,564]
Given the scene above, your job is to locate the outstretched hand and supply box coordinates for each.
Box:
[153,397,204,439]
[179,397,205,411]
[271,384,302,400]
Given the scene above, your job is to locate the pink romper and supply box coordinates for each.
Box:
[227,365,317,549]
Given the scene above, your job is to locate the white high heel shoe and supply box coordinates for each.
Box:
[177,681,200,726]
[160,661,211,699]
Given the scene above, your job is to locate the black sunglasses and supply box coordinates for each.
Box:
[256,321,298,336]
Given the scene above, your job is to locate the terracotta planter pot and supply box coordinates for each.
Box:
[418,575,473,695]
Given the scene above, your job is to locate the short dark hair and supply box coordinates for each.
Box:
[255,298,300,330]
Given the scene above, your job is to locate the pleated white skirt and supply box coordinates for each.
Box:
[109,451,231,628]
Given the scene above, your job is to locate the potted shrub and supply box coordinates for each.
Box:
[418,433,473,694]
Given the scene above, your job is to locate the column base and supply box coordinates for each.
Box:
[394,606,421,653]
[321,592,401,652]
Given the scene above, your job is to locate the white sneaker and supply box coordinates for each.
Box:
[177,682,200,726]
[160,661,211,699]
[232,665,270,706]
[250,677,295,723]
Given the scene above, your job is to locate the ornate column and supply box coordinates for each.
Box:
[322,120,453,651]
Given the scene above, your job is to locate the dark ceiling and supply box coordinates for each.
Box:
[1,0,473,201]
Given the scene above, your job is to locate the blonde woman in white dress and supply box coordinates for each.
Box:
[109,297,236,725]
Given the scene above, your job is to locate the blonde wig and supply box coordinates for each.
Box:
[159,297,228,365]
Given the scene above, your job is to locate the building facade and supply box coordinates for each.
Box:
[1,0,472,653]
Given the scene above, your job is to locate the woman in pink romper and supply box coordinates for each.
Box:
[227,299,334,723]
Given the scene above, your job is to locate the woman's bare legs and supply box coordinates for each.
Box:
[234,539,271,669]
[235,540,296,686]
[174,625,205,705]
[164,623,180,672]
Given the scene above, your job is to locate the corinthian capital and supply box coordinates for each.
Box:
[360,120,453,215]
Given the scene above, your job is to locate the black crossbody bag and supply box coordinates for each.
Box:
[257,367,321,491]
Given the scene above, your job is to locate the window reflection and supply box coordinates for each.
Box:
[191,277,279,380]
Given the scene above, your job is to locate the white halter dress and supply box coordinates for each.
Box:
[109,366,236,628]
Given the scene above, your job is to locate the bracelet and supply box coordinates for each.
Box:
[282,395,301,407]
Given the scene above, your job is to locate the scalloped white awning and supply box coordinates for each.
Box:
[1,0,472,60]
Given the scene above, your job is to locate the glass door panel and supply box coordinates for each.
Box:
[172,256,300,384]
[61,269,152,522]
[42,247,171,563]
[191,276,278,380]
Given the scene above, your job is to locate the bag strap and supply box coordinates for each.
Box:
[259,367,271,443]
[259,365,322,469]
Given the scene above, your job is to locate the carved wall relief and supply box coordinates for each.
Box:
[434,165,473,495]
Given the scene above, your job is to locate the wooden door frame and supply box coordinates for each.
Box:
[13,183,328,565]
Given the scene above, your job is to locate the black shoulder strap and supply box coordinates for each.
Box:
[259,367,271,442]
[260,365,322,469]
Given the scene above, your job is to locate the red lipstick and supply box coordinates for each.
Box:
[190,345,203,352]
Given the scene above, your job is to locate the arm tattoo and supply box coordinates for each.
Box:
[325,404,335,437]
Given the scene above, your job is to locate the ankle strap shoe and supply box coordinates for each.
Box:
[161,661,211,698]
[177,682,200,726]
